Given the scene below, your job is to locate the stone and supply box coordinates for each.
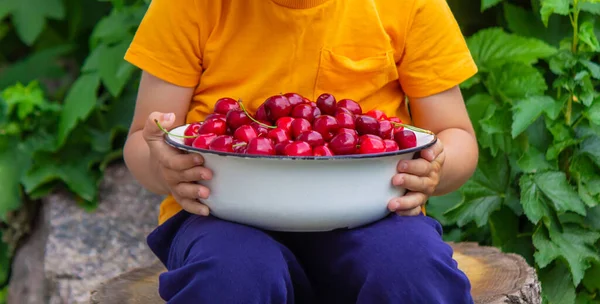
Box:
[8,164,163,304]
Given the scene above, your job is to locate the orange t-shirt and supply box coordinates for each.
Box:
[124,0,477,225]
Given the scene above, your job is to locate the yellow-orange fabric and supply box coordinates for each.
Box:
[124,0,478,225]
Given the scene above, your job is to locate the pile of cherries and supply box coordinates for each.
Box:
[177,93,418,157]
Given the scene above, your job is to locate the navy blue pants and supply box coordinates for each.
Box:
[147,211,473,304]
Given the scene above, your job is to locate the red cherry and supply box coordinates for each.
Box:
[267,127,291,144]
[358,134,386,154]
[329,132,358,155]
[355,115,380,136]
[302,97,312,104]
[276,117,295,132]
[394,130,417,149]
[255,104,270,122]
[264,95,292,121]
[338,128,358,137]
[390,117,404,132]
[247,138,276,155]
[313,115,340,141]
[296,130,324,147]
[291,104,316,123]
[232,139,248,154]
[208,135,234,152]
[183,122,202,146]
[234,125,258,143]
[199,118,227,135]
[378,120,394,139]
[283,93,305,107]
[214,98,239,115]
[205,113,226,121]
[312,106,322,118]
[251,121,271,138]
[389,117,402,123]
[191,133,217,149]
[284,141,313,156]
[291,118,312,139]
[366,109,388,121]
[337,99,362,115]
[275,140,292,155]
[313,145,334,156]
[335,111,355,129]
[383,139,399,152]
[335,107,353,116]
[316,93,337,115]
[226,110,252,131]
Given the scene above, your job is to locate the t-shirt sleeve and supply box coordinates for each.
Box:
[124,0,203,88]
[397,0,478,98]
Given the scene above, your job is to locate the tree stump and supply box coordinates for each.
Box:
[89,242,540,304]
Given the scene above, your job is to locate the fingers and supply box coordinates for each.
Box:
[388,192,428,214]
[396,206,422,216]
[397,158,432,177]
[420,140,444,162]
[161,153,205,172]
[392,173,436,195]
[178,198,211,216]
[172,182,210,200]
[143,111,176,143]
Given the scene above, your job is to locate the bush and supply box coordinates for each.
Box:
[0,0,599,303]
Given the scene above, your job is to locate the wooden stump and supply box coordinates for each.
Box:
[89,242,540,304]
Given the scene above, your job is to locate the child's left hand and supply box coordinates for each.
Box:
[388,140,445,216]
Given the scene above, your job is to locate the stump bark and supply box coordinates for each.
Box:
[89,242,540,304]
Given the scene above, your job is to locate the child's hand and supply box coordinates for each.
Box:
[388,140,445,216]
[143,112,213,216]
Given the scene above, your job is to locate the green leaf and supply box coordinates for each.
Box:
[588,99,600,126]
[539,261,576,304]
[478,103,513,155]
[486,62,548,102]
[481,0,502,11]
[517,145,554,173]
[580,131,600,167]
[533,224,600,286]
[534,171,587,216]
[540,0,570,27]
[546,139,582,160]
[57,74,101,148]
[0,136,31,221]
[511,96,555,138]
[583,262,600,293]
[99,42,135,97]
[550,50,579,76]
[488,206,519,250]
[9,0,66,45]
[444,152,509,227]
[426,191,462,226]
[580,60,600,80]
[585,205,600,231]
[579,21,600,52]
[520,174,553,224]
[580,2,600,15]
[466,27,557,70]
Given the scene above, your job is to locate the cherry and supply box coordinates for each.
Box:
[394,129,418,149]
[268,127,291,144]
[338,128,358,137]
[255,104,270,122]
[302,97,312,104]
[335,111,355,129]
[232,139,248,153]
[275,140,292,155]
[214,98,240,115]
[378,120,394,139]
[251,121,271,138]
[234,125,258,143]
[183,122,202,146]
[291,118,312,139]
[389,117,404,132]
[247,138,276,155]
[383,139,399,152]
[313,115,340,141]
[366,109,387,121]
[355,115,380,136]
[337,99,362,115]
[283,93,305,107]
[276,117,295,132]
[389,117,401,123]
[314,145,334,156]
[208,135,234,152]
[335,107,353,116]
[312,106,322,118]
[226,109,252,131]
[291,104,316,123]
[205,113,226,121]
[329,132,358,155]
[191,133,217,149]
[284,141,313,156]
[199,118,227,135]
[296,130,325,147]
[316,93,337,115]
[358,134,386,154]
[264,95,292,121]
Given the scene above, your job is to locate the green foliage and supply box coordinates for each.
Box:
[432,0,600,303]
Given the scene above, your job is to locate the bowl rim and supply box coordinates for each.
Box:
[164,124,438,160]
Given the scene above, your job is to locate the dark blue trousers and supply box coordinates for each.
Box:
[147,211,473,304]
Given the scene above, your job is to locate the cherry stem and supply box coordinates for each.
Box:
[233,142,248,148]
[237,98,277,129]
[154,119,199,138]
[390,121,434,135]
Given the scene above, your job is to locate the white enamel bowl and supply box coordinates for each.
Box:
[165,125,437,232]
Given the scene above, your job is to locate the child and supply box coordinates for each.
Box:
[123,0,480,303]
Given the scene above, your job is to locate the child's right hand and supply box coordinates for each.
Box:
[143,112,213,216]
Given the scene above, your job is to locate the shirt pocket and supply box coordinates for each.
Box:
[314,48,399,102]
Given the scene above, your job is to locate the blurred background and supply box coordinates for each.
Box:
[0,0,599,303]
